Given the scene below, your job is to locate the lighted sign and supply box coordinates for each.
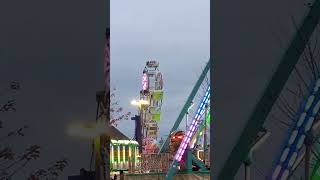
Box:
[111,140,139,145]
[146,60,159,68]
[142,73,148,90]
[156,72,163,90]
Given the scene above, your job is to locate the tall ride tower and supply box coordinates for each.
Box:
[138,60,164,154]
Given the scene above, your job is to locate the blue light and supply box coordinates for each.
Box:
[173,85,210,162]
[271,77,320,179]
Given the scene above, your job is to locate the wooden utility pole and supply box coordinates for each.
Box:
[95,90,110,180]
[104,27,111,180]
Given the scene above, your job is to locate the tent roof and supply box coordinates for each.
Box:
[109,126,130,140]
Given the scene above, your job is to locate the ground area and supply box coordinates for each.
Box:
[124,172,210,180]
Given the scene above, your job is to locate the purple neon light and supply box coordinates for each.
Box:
[142,73,148,90]
[174,86,210,161]
[188,133,191,138]
[177,155,182,161]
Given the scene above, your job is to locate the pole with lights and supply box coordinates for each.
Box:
[131,99,149,154]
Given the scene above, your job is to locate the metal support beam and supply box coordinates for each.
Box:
[96,91,109,180]
[165,161,179,179]
[165,86,210,179]
[103,27,110,180]
[192,153,208,172]
[244,162,251,180]
[94,135,102,180]
[306,144,311,180]
[217,1,320,179]
[210,57,214,180]
[159,59,210,153]
[305,130,314,180]
[243,129,268,180]
[203,104,208,165]
[185,148,193,172]
[131,115,142,153]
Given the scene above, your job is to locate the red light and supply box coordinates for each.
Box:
[178,136,183,139]
[172,136,176,139]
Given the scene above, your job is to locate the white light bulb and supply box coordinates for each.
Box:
[305,95,315,111]
[280,148,289,162]
[289,130,298,145]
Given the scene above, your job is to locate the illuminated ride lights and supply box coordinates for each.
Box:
[165,85,210,180]
[138,61,163,153]
[109,140,139,171]
[142,73,148,91]
[271,78,320,180]
[190,110,210,149]
[172,135,183,140]
[174,85,210,162]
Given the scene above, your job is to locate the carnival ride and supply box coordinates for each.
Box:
[169,130,185,161]
[103,1,320,179]
[124,59,211,179]
[270,74,320,180]
[134,60,164,154]
[164,84,210,179]
[93,27,211,180]
[110,140,139,171]
[216,0,320,180]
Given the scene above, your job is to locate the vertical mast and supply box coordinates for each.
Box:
[139,60,164,153]
[103,28,110,180]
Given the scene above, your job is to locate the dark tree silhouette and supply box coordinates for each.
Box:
[0,81,68,180]
[110,88,131,127]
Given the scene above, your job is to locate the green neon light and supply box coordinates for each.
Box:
[190,109,210,148]
[198,109,210,134]
[150,107,161,118]
[151,112,161,121]
[311,160,320,180]
[118,145,120,164]
[110,144,139,171]
[151,90,163,101]
[311,143,320,180]
[111,145,114,164]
